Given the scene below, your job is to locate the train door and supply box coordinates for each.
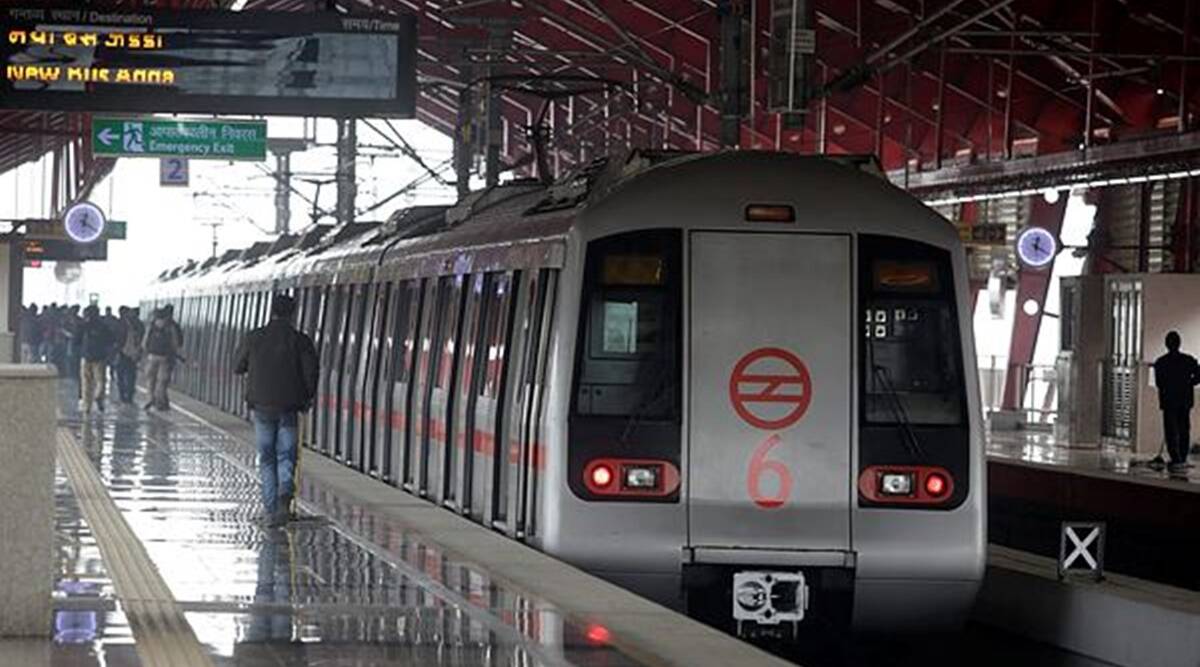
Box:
[520,271,557,538]
[358,283,390,474]
[495,269,554,538]
[317,286,346,455]
[687,232,852,553]
[450,273,488,514]
[211,295,227,407]
[388,281,423,486]
[370,283,399,478]
[340,285,368,464]
[410,278,448,496]
[473,273,515,524]
[429,275,466,505]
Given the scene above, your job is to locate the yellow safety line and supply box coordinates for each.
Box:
[58,429,215,667]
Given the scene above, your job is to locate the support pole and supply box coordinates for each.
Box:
[485,80,502,187]
[935,47,946,169]
[718,0,746,148]
[335,118,357,225]
[875,72,886,159]
[1083,0,1097,150]
[1004,33,1015,159]
[1181,0,1193,133]
[274,150,291,235]
[454,63,475,200]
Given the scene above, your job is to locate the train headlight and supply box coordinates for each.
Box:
[879,472,914,496]
[735,580,768,612]
[622,465,660,490]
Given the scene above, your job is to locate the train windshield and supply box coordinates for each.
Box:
[573,230,681,420]
[860,236,965,426]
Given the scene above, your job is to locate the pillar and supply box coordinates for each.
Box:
[0,365,56,636]
[1001,197,1068,411]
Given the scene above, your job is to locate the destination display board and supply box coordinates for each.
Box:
[24,239,108,262]
[1,7,417,117]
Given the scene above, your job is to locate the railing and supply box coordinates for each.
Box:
[978,356,1058,425]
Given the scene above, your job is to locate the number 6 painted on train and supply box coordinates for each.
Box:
[747,434,793,509]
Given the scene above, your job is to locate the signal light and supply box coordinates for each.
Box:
[924,472,948,497]
[745,204,795,223]
[590,464,614,489]
[583,459,681,497]
[858,465,954,506]
[585,623,611,644]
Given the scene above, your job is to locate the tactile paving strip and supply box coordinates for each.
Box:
[57,428,214,667]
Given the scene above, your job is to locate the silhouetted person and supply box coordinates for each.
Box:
[1152,331,1200,472]
[234,295,318,527]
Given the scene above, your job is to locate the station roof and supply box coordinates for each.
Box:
[1,0,1197,199]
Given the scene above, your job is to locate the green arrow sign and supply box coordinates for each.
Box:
[92,117,267,160]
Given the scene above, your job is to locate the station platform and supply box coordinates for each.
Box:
[15,383,788,667]
[986,429,1200,591]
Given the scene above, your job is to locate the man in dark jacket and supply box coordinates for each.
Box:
[79,305,116,414]
[234,295,318,526]
[1152,331,1200,473]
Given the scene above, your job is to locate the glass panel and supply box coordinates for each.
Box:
[860,239,965,427]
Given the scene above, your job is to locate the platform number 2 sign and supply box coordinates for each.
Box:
[160,158,189,187]
[729,348,812,510]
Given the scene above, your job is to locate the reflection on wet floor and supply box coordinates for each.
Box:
[42,382,644,667]
[986,427,1200,488]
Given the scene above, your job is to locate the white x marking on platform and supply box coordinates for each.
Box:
[1064,526,1099,569]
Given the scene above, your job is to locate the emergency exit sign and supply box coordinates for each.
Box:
[91,117,267,160]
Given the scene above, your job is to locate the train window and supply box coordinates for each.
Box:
[480,273,515,399]
[593,293,663,357]
[859,235,965,426]
[573,230,681,419]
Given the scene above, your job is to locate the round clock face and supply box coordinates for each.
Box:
[1016,226,1057,268]
[63,202,106,244]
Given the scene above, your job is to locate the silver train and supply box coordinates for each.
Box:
[144,151,985,636]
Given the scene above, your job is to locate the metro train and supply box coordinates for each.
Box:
[144,150,985,637]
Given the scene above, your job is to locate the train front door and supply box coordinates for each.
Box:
[688,232,852,554]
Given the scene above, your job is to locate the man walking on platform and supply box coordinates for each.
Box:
[1152,331,1200,473]
[115,307,143,404]
[79,305,116,414]
[143,306,182,411]
[234,295,318,527]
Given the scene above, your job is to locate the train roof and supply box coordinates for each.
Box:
[149,150,906,295]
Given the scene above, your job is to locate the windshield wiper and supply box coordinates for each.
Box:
[868,338,927,461]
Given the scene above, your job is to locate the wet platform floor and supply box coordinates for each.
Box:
[987,428,1200,489]
[33,383,652,667]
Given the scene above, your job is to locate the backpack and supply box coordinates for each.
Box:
[146,322,175,356]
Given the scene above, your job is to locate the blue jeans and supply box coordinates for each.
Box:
[252,410,299,515]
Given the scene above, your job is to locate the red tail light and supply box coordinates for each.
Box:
[583,459,681,497]
[590,464,615,489]
[858,465,955,505]
[924,472,948,497]
[585,623,612,645]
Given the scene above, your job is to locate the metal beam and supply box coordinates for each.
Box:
[890,129,1200,201]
